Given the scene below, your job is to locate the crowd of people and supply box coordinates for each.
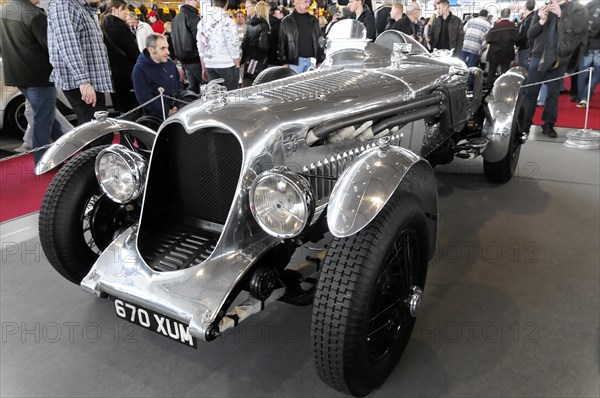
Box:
[0,0,599,161]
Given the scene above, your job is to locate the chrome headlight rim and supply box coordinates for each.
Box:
[249,167,315,239]
[94,144,147,204]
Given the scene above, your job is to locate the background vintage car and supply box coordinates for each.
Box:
[0,57,112,139]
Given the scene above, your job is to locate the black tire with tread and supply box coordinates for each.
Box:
[311,192,429,397]
[39,146,107,284]
[5,96,26,137]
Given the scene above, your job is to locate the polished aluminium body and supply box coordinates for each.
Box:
[36,24,526,343]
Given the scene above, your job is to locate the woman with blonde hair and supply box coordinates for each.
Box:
[423,14,436,52]
[241,1,271,85]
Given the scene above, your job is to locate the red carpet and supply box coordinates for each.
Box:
[533,77,600,130]
[0,154,55,223]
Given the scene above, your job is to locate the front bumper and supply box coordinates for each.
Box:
[81,226,276,342]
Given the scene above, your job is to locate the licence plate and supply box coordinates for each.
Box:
[113,298,197,349]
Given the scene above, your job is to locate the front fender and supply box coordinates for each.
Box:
[482,66,526,163]
[327,144,438,260]
[35,116,157,175]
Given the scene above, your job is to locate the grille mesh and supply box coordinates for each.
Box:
[167,127,242,224]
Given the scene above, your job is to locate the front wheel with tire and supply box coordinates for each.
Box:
[311,192,430,397]
[39,146,140,284]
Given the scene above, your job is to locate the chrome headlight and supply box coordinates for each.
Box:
[95,145,147,203]
[249,168,314,238]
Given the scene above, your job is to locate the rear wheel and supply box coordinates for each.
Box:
[311,192,429,397]
[39,147,140,284]
[252,66,297,85]
[484,95,525,183]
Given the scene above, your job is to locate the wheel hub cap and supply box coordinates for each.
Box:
[408,286,423,317]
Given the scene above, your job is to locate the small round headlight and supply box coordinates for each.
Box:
[95,145,147,203]
[250,168,314,238]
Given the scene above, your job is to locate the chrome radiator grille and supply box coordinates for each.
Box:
[138,124,242,271]
[303,134,402,203]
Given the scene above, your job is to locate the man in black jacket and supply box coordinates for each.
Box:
[485,8,519,88]
[267,7,282,66]
[348,0,375,41]
[388,1,422,38]
[172,0,203,93]
[278,0,324,73]
[516,0,536,68]
[575,0,600,108]
[429,0,464,57]
[0,0,63,163]
[374,0,392,37]
[522,0,588,138]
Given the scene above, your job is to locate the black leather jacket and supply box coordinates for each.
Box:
[352,6,376,41]
[171,4,200,64]
[242,16,270,63]
[429,12,464,56]
[278,10,325,65]
[516,12,534,51]
[0,0,53,87]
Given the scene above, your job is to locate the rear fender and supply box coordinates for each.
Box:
[327,143,438,260]
[35,116,157,175]
[482,66,527,162]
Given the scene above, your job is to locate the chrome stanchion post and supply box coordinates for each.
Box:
[565,67,600,149]
[158,87,166,121]
[583,67,593,132]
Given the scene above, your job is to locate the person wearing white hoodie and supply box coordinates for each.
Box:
[197,0,241,90]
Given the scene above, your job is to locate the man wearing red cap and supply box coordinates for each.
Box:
[147,10,165,34]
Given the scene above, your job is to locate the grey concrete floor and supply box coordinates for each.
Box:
[1,132,599,397]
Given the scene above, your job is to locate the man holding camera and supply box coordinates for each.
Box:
[521,0,588,138]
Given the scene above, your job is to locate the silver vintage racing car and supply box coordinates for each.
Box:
[35,21,526,396]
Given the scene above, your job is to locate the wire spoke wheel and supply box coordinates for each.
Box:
[367,230,419,363]
[82,193,103,255]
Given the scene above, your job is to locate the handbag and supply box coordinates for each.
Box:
[244,58,266,80]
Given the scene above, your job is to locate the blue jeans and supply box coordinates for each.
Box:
[517,49,530,69]
[522,56,566,131]
[577,49,600,103]
[537,84,547,106]
[288,57,313,74]
[207,66,239,91]
[461,51,480,68]
[18,86,63,164]
[183,62,204,94]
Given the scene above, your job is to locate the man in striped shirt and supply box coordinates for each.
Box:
[461,9,491,68]
[47,0,113,126]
